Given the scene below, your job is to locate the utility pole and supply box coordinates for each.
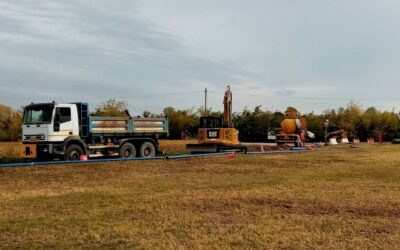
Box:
[324,119,329,145]
[204,88,207,115]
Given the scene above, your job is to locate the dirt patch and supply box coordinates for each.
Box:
[243,196,400,218]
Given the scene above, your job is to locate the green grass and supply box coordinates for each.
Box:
[0,144,399,248]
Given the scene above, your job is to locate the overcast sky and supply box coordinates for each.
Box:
[0,0,399,115]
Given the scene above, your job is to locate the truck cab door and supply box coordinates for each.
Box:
[49,105,79,141]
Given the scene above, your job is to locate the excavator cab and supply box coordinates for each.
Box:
[199,116,223,129]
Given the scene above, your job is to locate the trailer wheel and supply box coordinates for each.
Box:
[140,142,156,158]
[64,144,83,161]
[119,143,136,158]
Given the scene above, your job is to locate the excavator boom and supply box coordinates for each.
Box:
[223,85,233,128]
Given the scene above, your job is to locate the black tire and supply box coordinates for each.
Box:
[64,144,83,161]
[119,143,136,158]
[139,142,156,158]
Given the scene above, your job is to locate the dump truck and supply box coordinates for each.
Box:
[276,107,314,147]
[186,86,247,154]
[21,102,168,160]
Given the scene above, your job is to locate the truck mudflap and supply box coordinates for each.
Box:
[186,143,247,154]
[20,144,37,158]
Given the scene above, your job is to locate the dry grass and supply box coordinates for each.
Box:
[158,139,196,154]
[0,143,399,248]
[0,142,20,158]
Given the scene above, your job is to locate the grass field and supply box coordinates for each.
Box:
[0,143,399,248]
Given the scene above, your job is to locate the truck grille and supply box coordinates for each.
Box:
[24,134,45,141]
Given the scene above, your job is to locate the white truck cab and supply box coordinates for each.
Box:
[22,103,79,143]
[21,102,81,159]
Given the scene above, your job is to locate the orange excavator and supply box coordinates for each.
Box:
[186,86,247,154]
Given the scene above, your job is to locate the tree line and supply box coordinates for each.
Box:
[0,100,399,142]
[162,102,400,142]
[234,103,399,142]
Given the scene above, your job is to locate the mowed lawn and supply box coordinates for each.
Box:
[0,144,399,249]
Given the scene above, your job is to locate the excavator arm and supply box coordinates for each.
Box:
[223,85,233,128]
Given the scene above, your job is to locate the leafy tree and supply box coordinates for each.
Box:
[197,106,211,117]
[340,102,363,137]
[93,99,129,117]
[362,107,380,138]
[9,109,23,140]
[363,108,399,140]
[303,112,325,141]
[322,102,363,138]
[142,111,151,118]
[163,107,199,139]
[233,106,282,142]
[0,104,22,141]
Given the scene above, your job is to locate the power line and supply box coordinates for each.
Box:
[11,91,202,100]
[123,91,201,98]
[0,91,202,100]
[207,91,400,101]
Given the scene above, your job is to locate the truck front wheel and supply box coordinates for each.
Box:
[64,144,83,161]
[119,143,136,158]
[140,142,156,158]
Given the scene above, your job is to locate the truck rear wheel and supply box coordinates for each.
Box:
[64,144,83,161]
[140,142,156,158]
[119,143,136,158]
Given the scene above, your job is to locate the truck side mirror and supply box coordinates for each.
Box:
[54,110,60,132]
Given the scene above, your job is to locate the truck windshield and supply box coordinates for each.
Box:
[23,105,54,124]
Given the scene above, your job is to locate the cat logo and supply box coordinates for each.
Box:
[207,130,219,139]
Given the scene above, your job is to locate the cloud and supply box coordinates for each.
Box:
[0,0,400,113]
[0,1,264,114]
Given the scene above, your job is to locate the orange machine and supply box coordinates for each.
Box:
[186,86,246,153]
[276,107,308,147]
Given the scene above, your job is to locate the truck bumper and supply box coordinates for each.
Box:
[20,143,57,159]
[20,144,37,158]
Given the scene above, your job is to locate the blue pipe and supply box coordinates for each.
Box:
[291,147,308,151]
[0,149,310,168]
[0,156,164,168]
[0,152,233,168]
